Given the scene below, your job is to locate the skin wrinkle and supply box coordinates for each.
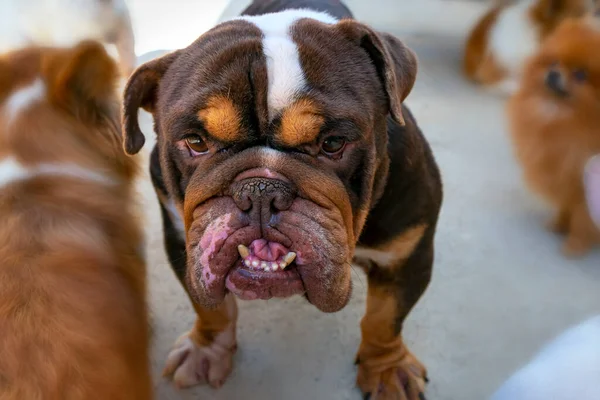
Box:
[278,220,347,264]
[192,197,346,267]
[182,149,356,250]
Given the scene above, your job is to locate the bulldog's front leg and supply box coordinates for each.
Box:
[151,151,239,390]
[163,295,238,389]
[355,225,433,400]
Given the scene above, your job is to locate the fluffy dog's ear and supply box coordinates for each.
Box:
[44,40,119,122]
[584,155,600,228]
[121,50,180,155]
[336,21,417,125]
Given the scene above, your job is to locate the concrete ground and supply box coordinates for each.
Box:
[130,1,600,399]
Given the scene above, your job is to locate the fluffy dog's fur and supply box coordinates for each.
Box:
[0,0,136,77]
[507,15,600,256]
[464,0,593,95]
[0,41,151,399]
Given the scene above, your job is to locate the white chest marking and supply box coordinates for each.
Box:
[237,9,337,119]
[165,198,186,240]
[0,157,116,189]
[4,78,46,121]
[353,247,397,267]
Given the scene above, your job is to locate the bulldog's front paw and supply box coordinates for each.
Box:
[163,330,237,389]
[356,344,428,400]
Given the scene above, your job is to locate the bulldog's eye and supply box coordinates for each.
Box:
[321,136,346,155]
[185,135,209,155]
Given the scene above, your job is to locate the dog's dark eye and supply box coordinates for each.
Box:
[573,69,587,82]
[185,135,209,155]
[321,136,346,155]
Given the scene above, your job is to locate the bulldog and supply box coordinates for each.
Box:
[121,0,442,398]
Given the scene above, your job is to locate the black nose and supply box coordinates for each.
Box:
[232,178,295,223]
[545,69,568,97]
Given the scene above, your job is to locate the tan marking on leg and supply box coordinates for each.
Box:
[278,98,324,147]
[198,96,242,143]
[357,285,427,400]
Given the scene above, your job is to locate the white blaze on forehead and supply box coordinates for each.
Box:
[4,78,45,121]
[0,156,116,189]
[256,146,287,167]
[237,9,337,119]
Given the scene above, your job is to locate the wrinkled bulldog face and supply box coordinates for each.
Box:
[183,147,356,313]
[122,10,417,312]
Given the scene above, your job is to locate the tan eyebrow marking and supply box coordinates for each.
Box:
[278,98,325,147]
[197,95,242,142]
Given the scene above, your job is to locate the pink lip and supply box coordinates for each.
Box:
[225,261,305,300]
[234,168,290,183]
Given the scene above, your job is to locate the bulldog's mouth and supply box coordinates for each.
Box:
[237,239,296,271]
[186,168,353,311]
[224,239,305,301]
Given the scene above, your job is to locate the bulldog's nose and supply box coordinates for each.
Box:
[232,178,295,222]
[545,68,568,97]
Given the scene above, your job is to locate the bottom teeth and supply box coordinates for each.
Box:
[240,251,297,271]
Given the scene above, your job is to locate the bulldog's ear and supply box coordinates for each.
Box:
[336,20,417,125]
[584,155,600,228]
[121,50,180,155]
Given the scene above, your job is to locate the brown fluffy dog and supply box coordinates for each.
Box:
[0,41,151,399]
[464,0,593,95]
[507,15,600,256]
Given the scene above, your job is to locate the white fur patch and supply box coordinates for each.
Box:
[0,157,29,188]
[0,157,116,189]
[489,0,538,81]
[257,146,286,166]
[237,9,337,119]
[165,198,186,240]
[487,78,520,96]
[353,246,397,267]
[4,79,45,121]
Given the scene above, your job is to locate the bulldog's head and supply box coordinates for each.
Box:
[122,9,417,312]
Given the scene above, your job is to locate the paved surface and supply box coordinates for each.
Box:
[131,1,600,399]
